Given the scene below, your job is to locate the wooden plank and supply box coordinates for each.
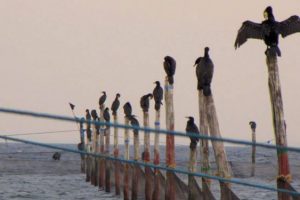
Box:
[113,114,121,195]
[266,52,291,200]
[105,125,111,192]
[123,117,130,200]
[153,109,161,200]
[132,122,140,200]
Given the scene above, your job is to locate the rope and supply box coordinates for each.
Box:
[2,129,78,137]
[1,107,299,153]
[0,135,299,196]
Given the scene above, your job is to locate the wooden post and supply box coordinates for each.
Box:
[113,114,121,195]
[132,121,140,200]
[198,91,211,190]
[79,120,86,173]
[86,116,92,182]
[124,117,130,200]
[165,77,176,200]
[105,123,111,192]
[143,111,152,200]
[188,146,199,200]
[266,51,291,200]
[249,121,256,177]
[205,94,233,200]
[153,109,161,200]
[92,117,98,186]
[99,105,106,189]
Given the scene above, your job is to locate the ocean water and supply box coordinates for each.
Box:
[0,143,299,200]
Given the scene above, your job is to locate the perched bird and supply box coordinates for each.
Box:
[234,6,300,56]
[128,115,140,135]
[249,121,257,131]
[103,107,110,122]
[153,81,163,111]
[111,93,121,116]
[140,93,153,112]
[164,56,176,85]
[91,109,98,120]
[123,102,132,117]
[194,47,214,96]
[85,109,92,140]
[185,116,200,150]
[99,91,107,107]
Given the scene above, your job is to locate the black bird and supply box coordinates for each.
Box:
[164,56,176,85]
[91,109,98,120]
[99,91,107,107]
[185,116,200,150]
[103,107,110,122]
[111,93,121,116]
[235,6,300,57]
[194,47,214,96]
[128,115,140,135]
[140,93,153,112]
[249,121,257,131]
[153,81,163,111]
[123,102,132,117]
[52,152,61,161]
[85,109,92,140]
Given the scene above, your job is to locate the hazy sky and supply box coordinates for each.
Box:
[1,1,300,147]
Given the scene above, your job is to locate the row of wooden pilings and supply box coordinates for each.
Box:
[77,76,242,200]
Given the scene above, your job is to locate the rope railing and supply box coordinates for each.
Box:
[1,107,300,153]
[0,134,299,196]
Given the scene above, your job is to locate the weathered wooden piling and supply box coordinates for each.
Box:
[249,121,256,177]
[164,78,176,200]
[153,109,161,200]
[79,120,86,173]
[132,121,140,200]
[188,146,200,200]
[266,51,291,200]
[113,114,121,195]
[85,110,92,182]
[105,122,111,192]
[205,94,234,200]
[198,91,211,190]
[99,105,106,189]
[124,116,130,200]
[91,112,98,186]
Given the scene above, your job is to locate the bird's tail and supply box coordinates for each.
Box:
[167,76,174,85]
[154,102,161,111]
[197,81,202,90]
[189,141,197,150]
[203,85,212,96]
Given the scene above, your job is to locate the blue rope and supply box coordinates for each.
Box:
[0,107,299,153]
[0,135,299,196]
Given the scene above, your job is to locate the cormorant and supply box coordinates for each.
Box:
[123,102,132,117]
[140,93,153,112]
[234,6,300,56]
[99,91,107,107]
[52,152,61,161]
[194,47,214,96]
[249,121,256,131]
[111,93,121,116]
[185,116,200,150]
[164,56,176,85]
[91,109,98,120]
[153,81,163,111]
[128,115,140,135]
[103,107,110,122]
[85,109,92,140]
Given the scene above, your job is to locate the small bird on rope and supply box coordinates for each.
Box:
[111,93,121,116]
[153,81,163,111]
[164,56,176,85]
[123,102,132,117]
[128,115,140,135]
[194,47,214,96]
[249,121,257,131]
[140,93,153,112]
[185,116,200,150]
[99,91,107,108]
[234,6,300,57]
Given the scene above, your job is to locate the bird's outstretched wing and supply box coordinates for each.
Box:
[279,15,300,38]
[234,21,263,49]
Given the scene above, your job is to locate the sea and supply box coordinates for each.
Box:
[0,143,299,200]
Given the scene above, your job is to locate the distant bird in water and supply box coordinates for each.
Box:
[164,56,176,85]
[153,81,163,111]
[52,152,61,161]
[194,47,214,96]
[235,6,300,56]
[140,93,153,112]
[123,102,132,117]
[249,121,257,131]
[128,115,140,135]
[111,93,121,116]
[99,91,107,107]
[185,117,200,150]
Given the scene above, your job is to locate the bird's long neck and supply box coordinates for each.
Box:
[204,51,209,58]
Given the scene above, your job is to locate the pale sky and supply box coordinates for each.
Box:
[1,1,300,147]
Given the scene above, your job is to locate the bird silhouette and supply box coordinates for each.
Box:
[111,93,120,116]
[140,93,153,112]
[123,102,132,117]
[85,109,92,140]
[185,116,200,150]
[153,81,163,111]
[235,6,300,56]
[164,56,176,85]
[194,47,214,96]
[99,91,107,107]
[249,121,257,131]
[127,115,140,135]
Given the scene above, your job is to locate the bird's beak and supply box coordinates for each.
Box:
[264,11,268,20]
